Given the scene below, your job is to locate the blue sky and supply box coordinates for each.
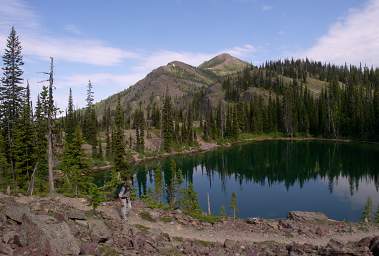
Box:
[0,0,377,109]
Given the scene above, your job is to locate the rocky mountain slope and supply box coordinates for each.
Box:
[94,53,250,118]
[199,53,250,76]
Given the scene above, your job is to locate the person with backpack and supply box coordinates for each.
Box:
[118,181,131,220]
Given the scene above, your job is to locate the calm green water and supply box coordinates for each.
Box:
[113,141,379,221]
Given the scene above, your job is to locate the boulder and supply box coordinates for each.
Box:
[224,239,239,250]
[2,231,17,244]
[88,218,111,243]
[370,236,379,256]
[20,213,80,256]
[4,204,31,223]
[320,239,372,256]
[66,208,86,220]
[0,242,12,256]
[287,211,328,222]
[246,217,260,224]
[80,242,98,255]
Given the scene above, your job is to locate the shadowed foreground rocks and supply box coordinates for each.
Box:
[0,194,379,256]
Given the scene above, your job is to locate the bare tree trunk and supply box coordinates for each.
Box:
[48,118,54,194]
[27,163,38,196]
[47,57,55,195]
[207,192,211,215]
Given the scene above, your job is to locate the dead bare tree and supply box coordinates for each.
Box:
[27,162,38,196]
[47,58,55,194]
[39,57,56,195]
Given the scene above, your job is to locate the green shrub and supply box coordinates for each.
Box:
[140,211,156,222]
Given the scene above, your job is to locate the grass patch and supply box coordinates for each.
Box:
[194,239,213,247]
[173,236,184,242]
[142,195,171,210]
[159,248,184,256]
[134,224,150,233]
[159,216,174,223]
[189,212,221,224]
[139,211,156,222]
[97,244,119,256]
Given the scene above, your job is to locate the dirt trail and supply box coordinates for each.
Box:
[126,209,379,247]
[13,194,379,247]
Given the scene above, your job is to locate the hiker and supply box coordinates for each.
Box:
[118,182,131,220]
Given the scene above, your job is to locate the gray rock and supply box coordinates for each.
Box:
[0,241,13,256]
[67,208,87,220]
[80,242,98,255]
[370,236,379,256]
[224,239,238,249]
[75,219,89,227]
[246,217,260,224]
[88,218,111,243]
[4,204,31,223]
[2,231,17,244]
[21,213,80,256]
[287,211,328,222]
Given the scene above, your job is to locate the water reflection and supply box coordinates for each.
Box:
[133,141,379,221]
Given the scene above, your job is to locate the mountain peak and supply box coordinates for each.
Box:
[199,53,249,76]
[212,52,234,60]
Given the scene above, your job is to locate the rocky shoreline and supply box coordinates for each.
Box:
[1,194,379,256]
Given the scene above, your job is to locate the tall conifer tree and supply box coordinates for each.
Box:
[0,27,25,183]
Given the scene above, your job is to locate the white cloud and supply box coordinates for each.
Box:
[20,35,139,66]
[58,72,146,90]
[225,44,256,58]
[303,0,379,66]
[0,0,39,29]
[0,0,258,108]
[0,0,140,66]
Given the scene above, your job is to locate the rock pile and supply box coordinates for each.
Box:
[0,194,379,256]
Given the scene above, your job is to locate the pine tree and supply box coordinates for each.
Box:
[219,205,226,218]
[105,126,111,160]
[13,82,35,190]
[0,27,25,184]
[61,126,90,196]
[361,197,373,223]
[87,183,103,212]
[33,93,48,193]
[65,88,75,144]
[0,132,10,188]
[154,166,162,202]
[162,91,174,151]
[167,159,182,208]
[134,105,145,152]
[230,192,238,220]
[113,97,126,173]
[83,80,97,155]
[179,183,200,214]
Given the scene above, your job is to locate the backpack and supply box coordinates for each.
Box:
[113,183,124,199]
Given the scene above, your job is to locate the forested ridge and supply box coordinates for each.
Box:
[0,27,378,196]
